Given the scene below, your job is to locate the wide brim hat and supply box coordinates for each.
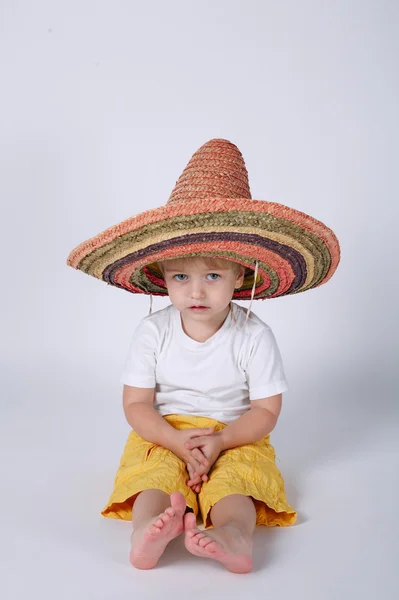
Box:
[67,139,340,300]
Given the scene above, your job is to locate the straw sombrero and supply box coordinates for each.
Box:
[66,138,340,300]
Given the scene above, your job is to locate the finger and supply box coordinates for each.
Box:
[193,467,208,480]
[188,456,203,473]
[192,460,208,476]
[185,436,206,450]
[191,447,208,466]
[187,473,203,485]
[189,428,214,438]
[201,473,209,482]
[191,463,209,479]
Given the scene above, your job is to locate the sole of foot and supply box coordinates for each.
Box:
[184,512,253,574]
[130,491,186,570]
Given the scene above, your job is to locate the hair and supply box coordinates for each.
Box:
[156,256,245,277]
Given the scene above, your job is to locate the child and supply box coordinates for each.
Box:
[67,138,340,573]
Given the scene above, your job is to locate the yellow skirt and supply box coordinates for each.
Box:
[101,415,297,528]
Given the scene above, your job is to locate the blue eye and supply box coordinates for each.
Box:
[174,274,188,281]
[173,273,220,281]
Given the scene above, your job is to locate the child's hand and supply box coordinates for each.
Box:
[168,427,214,475]
[186,464,209,493]
[184,433,224,484]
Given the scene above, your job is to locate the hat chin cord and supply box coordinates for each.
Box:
[148,260,260,330]
[243,260,259,330]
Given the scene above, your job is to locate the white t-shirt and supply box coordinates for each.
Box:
[121,302,288,424]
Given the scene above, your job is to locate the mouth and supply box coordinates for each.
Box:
[189,306,209,311]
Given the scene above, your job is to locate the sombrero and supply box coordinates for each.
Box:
[66,138,340,300]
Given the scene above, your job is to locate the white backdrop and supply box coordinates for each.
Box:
[1,1,398,599]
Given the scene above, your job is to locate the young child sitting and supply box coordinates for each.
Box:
[102,255,296,573]
[67,138,340,573]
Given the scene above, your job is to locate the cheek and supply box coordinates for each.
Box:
[166,284,182,298]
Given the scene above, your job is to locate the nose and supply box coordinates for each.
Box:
[189,279,206,299]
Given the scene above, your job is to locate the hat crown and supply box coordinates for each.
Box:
[167,138,252,205]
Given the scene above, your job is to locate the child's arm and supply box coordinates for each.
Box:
[123,385,214,473]
[123,384,176,444]
[218,394,282,450]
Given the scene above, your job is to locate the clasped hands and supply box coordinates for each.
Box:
[170,427,223,493]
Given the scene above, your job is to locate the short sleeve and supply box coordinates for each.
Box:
[120,320,157,388]
[245,327,288,400]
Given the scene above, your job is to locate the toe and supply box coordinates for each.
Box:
[198,535,212,548]
[170,492,186,515]
[184,512,197,531]
[153,519,164,529]
[150,525,161,534]
[193,532,207,542]
[204,541,218,553]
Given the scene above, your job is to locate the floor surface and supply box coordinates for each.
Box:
[1,362,398,600]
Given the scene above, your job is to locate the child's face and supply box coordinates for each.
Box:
[162,259,245,322]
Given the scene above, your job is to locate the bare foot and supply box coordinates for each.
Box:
[184,513,253,574]
[130,492,186,569]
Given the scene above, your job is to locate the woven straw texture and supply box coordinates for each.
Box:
[67,139,340,300]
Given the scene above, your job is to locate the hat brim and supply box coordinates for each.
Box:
[66,197,340,300]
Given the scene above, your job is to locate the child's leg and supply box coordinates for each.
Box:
[184,494,255,574]
[130,489,186,570]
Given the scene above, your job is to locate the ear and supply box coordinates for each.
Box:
[235,267,246,289]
